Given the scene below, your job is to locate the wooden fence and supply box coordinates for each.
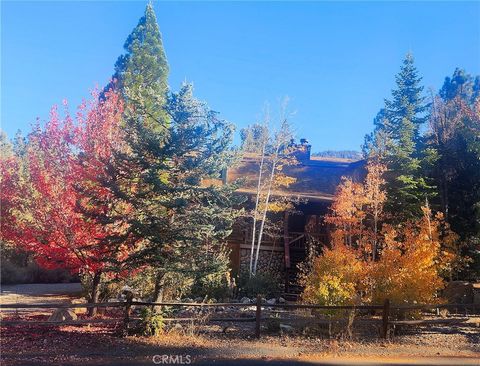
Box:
[1,296,478,339]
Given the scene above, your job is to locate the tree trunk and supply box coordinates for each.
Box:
[88,271,102,317]
[283,211,290,269]
[249,142,266,277]
[442,172,449,221]
[253,156,278,275]
[152,272,165,313]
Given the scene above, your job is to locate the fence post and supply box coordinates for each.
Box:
[123,292,133,336]
[255,294,262,339]
[382,298,390,339]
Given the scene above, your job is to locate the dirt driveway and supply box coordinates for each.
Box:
[0,283,82,312]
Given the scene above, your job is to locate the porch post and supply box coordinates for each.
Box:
[283,211,291,269]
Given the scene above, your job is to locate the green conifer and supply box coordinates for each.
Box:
[108,3,169,131]
[365,53,431,221]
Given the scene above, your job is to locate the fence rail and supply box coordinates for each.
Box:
[129,301,385,310]
[1,296,478,339]
[0,302,125,309]
[1,318,122,326]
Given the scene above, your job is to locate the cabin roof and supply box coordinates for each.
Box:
[226,155,365,202]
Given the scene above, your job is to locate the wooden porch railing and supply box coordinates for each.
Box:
[287,232,327,249]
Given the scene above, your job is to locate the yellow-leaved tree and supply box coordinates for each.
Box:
[325,177,365,248]
[300,243,366,306]
[302,160,464,307]
[370,206,466,305]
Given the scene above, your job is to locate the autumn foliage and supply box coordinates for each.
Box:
[302,160,463,306]
[0,90,131,303]
[324,160,387,260]
[301,243,365,306]
[368,207,458,305]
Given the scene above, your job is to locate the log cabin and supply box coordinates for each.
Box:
[225,140,365,297]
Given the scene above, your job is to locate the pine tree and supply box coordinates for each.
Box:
[240,123,269,153]
[99,5,226,301]
[384,53,427,141]
[107,3,169,131]
[82,83,243,303]
[365,53,431,221]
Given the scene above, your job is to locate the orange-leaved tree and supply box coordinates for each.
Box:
[363,160,387,260]
[325,177,365,248]
[369,205,460,305]
[324,160,387,260]
[302,159,462,306]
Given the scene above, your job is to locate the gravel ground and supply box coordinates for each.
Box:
[0,283,83,314]
[0,283,82,302]
[0,284,479,365]
[2,329,479,366]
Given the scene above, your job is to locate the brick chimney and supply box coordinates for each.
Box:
[290,138,311,161]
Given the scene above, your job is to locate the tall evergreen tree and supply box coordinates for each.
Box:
[81,84,243,303]
[384,53,427,141]
[365,53,431,221]
[106,3,169,131]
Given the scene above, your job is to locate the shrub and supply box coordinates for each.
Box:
[190,271,233,301]
[300,243,366,306]
[265,314,281,333]
[138,307,165,337]
[237,271,282,298]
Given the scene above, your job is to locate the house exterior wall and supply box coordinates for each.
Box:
[224,153,365,293]
[239,247,285,278]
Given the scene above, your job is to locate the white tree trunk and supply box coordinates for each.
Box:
[249,142,266,277]
[253,152,279,275]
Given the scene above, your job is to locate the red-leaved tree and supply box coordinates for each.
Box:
[1,90,132,314]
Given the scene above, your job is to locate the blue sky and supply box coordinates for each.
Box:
[2,1,479,151]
